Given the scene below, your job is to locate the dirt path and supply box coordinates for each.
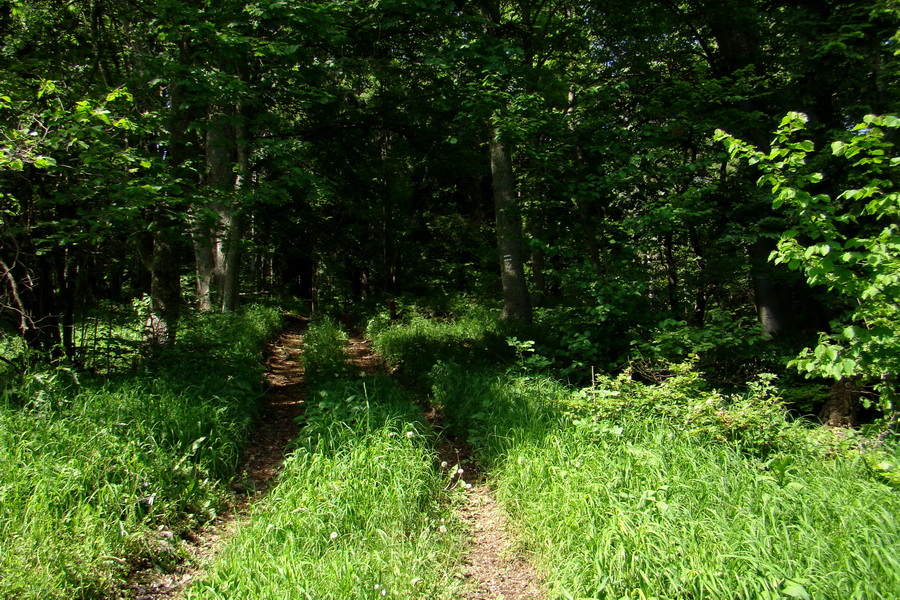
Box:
[125,318,545,600]
[430,425,546,600]
[123,315,308,599]
[459,483,546,600]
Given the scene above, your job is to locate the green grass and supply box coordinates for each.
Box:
[0,304,283,600]
[373,314,900,600]
[301,316,353,384]
[368,305,508,392]
[189,319,464,599]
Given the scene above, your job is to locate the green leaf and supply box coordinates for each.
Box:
[33,156,57,169]
[841,358,856,377]
[782,580,811,600]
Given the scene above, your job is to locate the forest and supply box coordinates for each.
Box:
[1,0,900,598]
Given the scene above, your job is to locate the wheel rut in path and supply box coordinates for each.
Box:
[430,417,547,600]
[341,324,547,599]
[124,315,308,599]
[356,327,547,600]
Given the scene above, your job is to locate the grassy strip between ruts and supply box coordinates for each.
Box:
[372,312,900,600]
[187,318,465,600]
[0,305,283,600]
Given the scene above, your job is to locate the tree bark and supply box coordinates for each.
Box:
[194,108,234,311]
[145,214,182,348]
[489,126,532,324]
[819,377,861,427]
[749,237,789,337]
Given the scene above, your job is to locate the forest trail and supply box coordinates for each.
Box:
[347,326,546,599]
[431,420,547,600]
[458,483,546,600]
[124,315,309,599]
[126,317,544,600]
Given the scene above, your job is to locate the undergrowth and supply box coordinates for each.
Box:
[188,318,464,600]
[0,304,282,600]
[372,312,900,600]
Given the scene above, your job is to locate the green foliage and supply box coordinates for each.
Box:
[573,364,835,459]
[717,113,900,409]
[630,308,766,383]
[427,358,899,599]
[0,306,282,599]
[302,317,352,384]
[368,305,507,391]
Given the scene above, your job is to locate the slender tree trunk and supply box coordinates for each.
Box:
[687,225,709,326]
[489,126,532,324]
[529,222,547,308]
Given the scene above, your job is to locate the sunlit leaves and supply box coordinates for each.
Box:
[719,113,900,409]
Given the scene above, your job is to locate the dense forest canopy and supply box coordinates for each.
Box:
[1,0,899,413]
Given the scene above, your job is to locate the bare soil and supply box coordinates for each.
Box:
[121,315,308,599]
[459,484,546,600]
[428,413,547,600]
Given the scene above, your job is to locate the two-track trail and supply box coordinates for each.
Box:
[125,315,308,599]
[127,316,544,600]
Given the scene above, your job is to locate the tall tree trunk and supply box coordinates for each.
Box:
[749,237,789,337]
[489,126,532,324]
[662,233,680,317]
[221,67,252,312]
[702,4,795,336]
[194,108,234,311]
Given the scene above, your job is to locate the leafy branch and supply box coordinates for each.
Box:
[716,113,900,410]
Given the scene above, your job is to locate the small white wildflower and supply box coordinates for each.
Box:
[406,431,415,438]
[464,482,473,489]
[374,584,381,590]
[439,525,448,533]
[456,468,464,475]
[440,461,449,469]
[329,531,339,540]
[381,590,387,597]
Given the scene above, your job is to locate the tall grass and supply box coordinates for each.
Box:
[368,306,507,392]
[372,314,900,599]
[301,316,352,384]
[189,319,464,599]
[0,305,282,600]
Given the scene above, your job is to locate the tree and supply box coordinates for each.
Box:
[718,112,900,416]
